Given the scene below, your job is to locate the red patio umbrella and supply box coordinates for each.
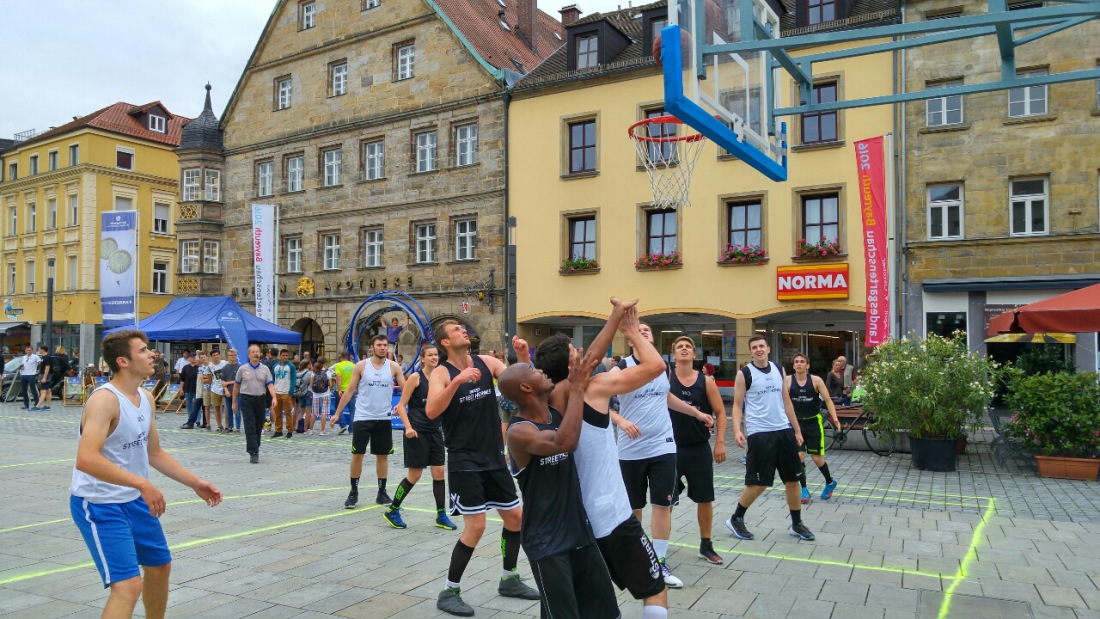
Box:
[987,282,1100,335]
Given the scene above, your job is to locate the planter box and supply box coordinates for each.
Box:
[1035,455,1100,481]
[910,437,959,472]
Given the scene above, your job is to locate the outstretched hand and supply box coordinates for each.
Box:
[568,347,602,392]
[610,297,639,312]
[619,305,640,333]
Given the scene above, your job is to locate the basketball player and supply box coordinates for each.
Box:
[786,354,841,502]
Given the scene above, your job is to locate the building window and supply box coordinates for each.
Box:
[415,131,437,173]
[286,237,302,273]
[323,149,342,186]
[416,223,436,263]
[330,62,348,96]
[68,194,78,226]
[152,261,168,294]
[801,82,838,144]
[114,196,132,211]
[807,0,836,25]
[323,234,341,270]
[364,228,383,267]
[68,144,79,166]
[363,0,380,9]
[300,1,316,29]
[455,219,477,261]
[644,108,676,163]
[149,114,166,133]
[568,119,597,174]
[397,44,415,80]
[802,194,840,244]
[154,203,170,234]
[650,17,668,53]
[455,124,478,167]
[257,161,274,197]
[204,170,221,201]
[576,34,598,69]
[568,216,596,260]
[646,210,677,255]
[8,207,16,235]
[926,79,963,126]
[203,241,219,273]
[29,155,38,176]
[286,155,304,192]
[183,169,201,200]
[1010,177,1048,236]
[7,162,15,180]
[116,147,134,171]
[181,241,199,273]
[47,198,56,230]
[26,260,35,293]
[7,264,14,295]
[363,140,385,180]
[48,151,58,171]
[928,184,963,240]
[26,203,36,233]
[68,256,77,290]
[276,77,292,110]
[1010,68,1048,117]
[926,311,967,338]
[728,201,763,248]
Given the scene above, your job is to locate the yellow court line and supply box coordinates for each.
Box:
[713,476,995,501]
[667,540,949,579]
[0,457,72,469]
[0,486,347,534]
[0,441,240,470]
[938,497,997,619]
[0,503,382,585]
[713,485,986,508]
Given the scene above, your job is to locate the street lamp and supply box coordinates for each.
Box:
[45,258,55,351]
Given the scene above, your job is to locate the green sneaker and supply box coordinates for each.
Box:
[437,587,474,617]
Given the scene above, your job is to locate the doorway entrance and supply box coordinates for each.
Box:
[758,309,866,380]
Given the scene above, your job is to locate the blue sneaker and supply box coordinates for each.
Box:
[382,507,407,529]
[821,480,838,500]
[436,511,458,530]
[28,407,40,412]
[800,487,810,504]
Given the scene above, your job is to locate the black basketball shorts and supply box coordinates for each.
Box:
[744,428,802,487]
[674,441,715,504]
[797,415,826,456]
[595,515,666,600]
[448,468,520,515]
[351,420,393,455]
[529,544,620,619]
[403,431,445,469]
[619,453,677,510]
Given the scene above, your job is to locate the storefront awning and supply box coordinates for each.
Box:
[983,332,1076,344]
[0,321,28,334]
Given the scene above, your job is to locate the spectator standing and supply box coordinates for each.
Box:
[174,350,191,379]
[179,355,202,429]
[222,349,243,433]
[330,352,356,433]
[197,351,212,429]
[271,349,297,438]
[296,360,313,433]
[825,359,849,405]
[19,346,41,410]
[209,350,228,432]
[150,350,167,394]
[308,360,332,435]
[35,345,54,411]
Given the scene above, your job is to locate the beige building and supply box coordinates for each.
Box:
[901,0,1100,370]
[202,0,561,357]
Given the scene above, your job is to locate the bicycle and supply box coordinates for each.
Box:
[822,404,895,456]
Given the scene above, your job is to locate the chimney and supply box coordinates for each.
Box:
[560,4,581,26]
[517,0,537,52]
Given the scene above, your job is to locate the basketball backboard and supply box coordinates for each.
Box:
[662,0,788,181]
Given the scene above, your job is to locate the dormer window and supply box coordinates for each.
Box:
[808,0,835,24]
[149,114,166,133]
[576,34,598,69]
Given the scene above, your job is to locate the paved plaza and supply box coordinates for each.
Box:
[2,402,1100,618]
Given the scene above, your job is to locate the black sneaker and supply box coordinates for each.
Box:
[376,489,392,505]
[725,516,754,540]
[699,542,724,565]
[789,523,816,541]
[249,454,259,464]
[338,425,348,435]
[272,431,284,438]
[345,491,358,509]
[437,587,474,617]
[285,432,292,439]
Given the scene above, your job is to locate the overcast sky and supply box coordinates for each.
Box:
[0,0,629,138]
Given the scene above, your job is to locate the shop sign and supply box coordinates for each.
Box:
[776,264,849,301]
[3,299,23,320]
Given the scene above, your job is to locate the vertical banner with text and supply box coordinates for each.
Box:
[100,211,138,328]
[251,204,276,322]
[855,137,890,346]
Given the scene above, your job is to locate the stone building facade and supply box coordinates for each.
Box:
[901,0,1100,369]
[209,0,561,357]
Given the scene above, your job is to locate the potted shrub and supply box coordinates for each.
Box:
[635,251,682,270]
[1004,371,1100,480]
[558,256,599,274]
[720,243,768,265]
[861,332,1000,472]
[795,237,843,259]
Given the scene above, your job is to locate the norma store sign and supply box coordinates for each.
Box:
[776,264,850,301]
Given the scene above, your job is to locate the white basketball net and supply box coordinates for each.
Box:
[629,117,707,209]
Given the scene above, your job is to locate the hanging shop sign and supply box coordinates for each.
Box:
[776,263,850,301]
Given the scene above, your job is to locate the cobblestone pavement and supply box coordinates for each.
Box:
[2,403,1099,618]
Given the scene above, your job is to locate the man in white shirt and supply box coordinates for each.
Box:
[20,346,42,410]
[208,350,229,432]
[174,350,191,378]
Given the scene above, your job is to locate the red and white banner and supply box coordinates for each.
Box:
[855,137,889,346]
[251,203,276,322]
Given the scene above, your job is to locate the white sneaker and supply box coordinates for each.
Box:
[319,431,328,436]
[659,559,683,589]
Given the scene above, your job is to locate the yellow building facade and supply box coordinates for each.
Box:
[509,3,897,382]
[0,102,186,361]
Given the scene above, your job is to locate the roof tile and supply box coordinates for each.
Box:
[15,102,188,150]
[435,0,564,73]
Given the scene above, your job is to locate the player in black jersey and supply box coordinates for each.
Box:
[668,336,728,565]
[426,320,540,616]
[386,344,457,530]
[503,346,619,619]
[786,354,842,502]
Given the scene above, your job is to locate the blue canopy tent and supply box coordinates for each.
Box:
[107,296,301,349]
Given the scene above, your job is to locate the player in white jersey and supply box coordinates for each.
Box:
[724,334,814,542]
[540,299,672,619]
[333,334,406,508]
[70,329,221,619]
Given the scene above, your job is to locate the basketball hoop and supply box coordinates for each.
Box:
[628,115,707,209]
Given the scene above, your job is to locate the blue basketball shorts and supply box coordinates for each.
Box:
[70,495,172,588]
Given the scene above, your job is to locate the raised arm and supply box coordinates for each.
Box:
[507,349,598,466]
[584,297,636,368]
[590,308,664,399]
